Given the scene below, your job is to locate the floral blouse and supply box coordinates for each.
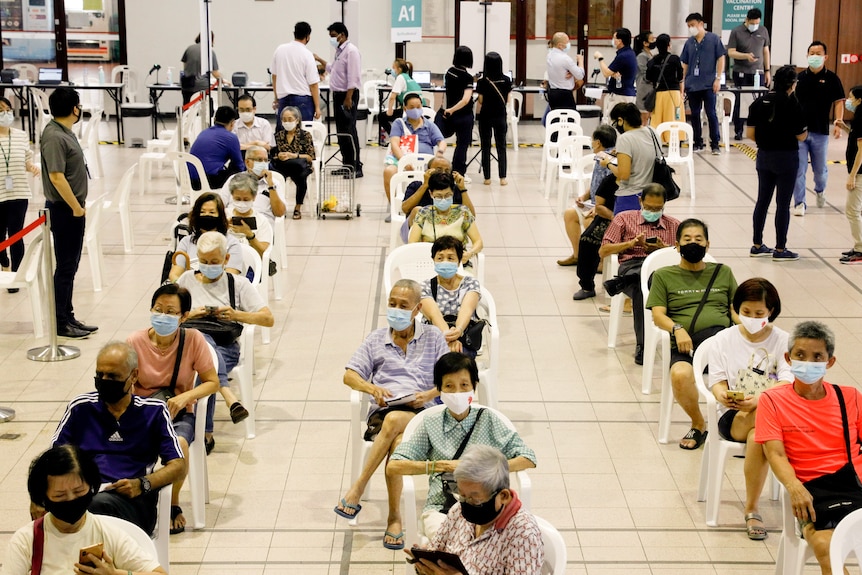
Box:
[413,205,475,244]
[272,127,315,160]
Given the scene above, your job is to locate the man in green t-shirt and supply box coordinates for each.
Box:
[647,218,739,450]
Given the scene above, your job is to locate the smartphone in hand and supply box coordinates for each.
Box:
[79,543,104,567]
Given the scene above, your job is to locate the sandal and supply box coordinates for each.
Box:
[205,436,215,455]
[745,512,767,540]
[679,428,708,450]
[170,505,185,535]
[383,530,405,550]
[333,498,362,519]
[293,208,302,220]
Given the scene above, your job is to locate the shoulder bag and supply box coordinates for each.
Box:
[30,516,45,575]
[182,273,244,346]
[648,127,681,201]
[802,385,862,530]
[644,54,670,113]
[150,327,186,404]
[431,277,487,352]
[438,408,485,513]
[684,264,728,349]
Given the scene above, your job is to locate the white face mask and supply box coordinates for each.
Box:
[283,121,297,132]
[688,26,699,37]
[440,390,474,415]
[739,314,768,335]
[251,161,268,176]
[0,111,13,128]
[239,112,254,124]
[232,200,253,214]
[747,24,759,33]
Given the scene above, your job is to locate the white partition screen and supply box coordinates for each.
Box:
[457,2,511,73]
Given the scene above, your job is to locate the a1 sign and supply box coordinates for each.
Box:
[840,54,860,64]
[391,0,423,43]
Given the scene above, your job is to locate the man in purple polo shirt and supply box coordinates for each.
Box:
[189,105,246,189]
[50,342,186,536]
[320,21,363,177]
[333,279,448,550]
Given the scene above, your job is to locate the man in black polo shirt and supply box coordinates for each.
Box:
[41,87,97,339]
[792,40,845,215]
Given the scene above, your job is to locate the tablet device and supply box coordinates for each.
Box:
[408,549,468,574]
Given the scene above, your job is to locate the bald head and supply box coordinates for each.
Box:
[552,32,570,49]
[428,156,451,172]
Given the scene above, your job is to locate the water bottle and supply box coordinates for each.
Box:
[98,65,105,85]
[82,68,89,86]
[675,106,680,121]
[167,67,174,85]
[754,70,761,89]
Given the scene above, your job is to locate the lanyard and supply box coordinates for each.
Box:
[0,130,11,173]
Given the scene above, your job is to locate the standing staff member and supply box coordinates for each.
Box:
[41,87,97,339]
[180,32,225,106]
[680,12,726,155]
[270,21,322,126]
[727,8,771,141]
[595,28,638,124]
[546,32,585,111]
[322,22,363,178]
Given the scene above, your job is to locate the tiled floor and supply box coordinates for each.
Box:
[1,117,861,575]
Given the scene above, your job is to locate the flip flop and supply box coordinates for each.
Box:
[333,498,362,519]
[745,512,768,540]
[383,530,405,550]
[170,505,185,535]
[679,428,708,450]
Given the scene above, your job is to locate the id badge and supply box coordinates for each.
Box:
[693,66,700,77]
[5,175,12,191]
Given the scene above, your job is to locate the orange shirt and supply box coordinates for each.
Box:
[755,382,862,483]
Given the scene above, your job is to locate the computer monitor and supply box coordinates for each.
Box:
[38,68,63,84]
[412,70,432,87]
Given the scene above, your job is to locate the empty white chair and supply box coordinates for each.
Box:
[653,122,696,200]
[111,64,139,102]
[361,80,382,143]
[507,92,523,152]
[545,108,581,127]
[77,108,104,178]
[388,171,422,248]
[11,63,37,82]
[301,120,326,210]
[717,91,736,152]
[541,122,583,199]
[774,487,816,575]
[829,508,862,574]
[0,231,44,338]
[535,515,567,574]
[31,89,52,145]
[101,164,137,253]
[165,151,214,214]
[84,193,108,292]
[556,137,593,214]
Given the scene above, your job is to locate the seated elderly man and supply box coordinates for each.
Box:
[50,342,186,536]
[383,92,447,222]
[398,156,476,243]
[127,283,220,534]
[407,444,544,575]
[334,279,448,550]
[233,94,274,152]
[221,145,287,223]
[757,321,862,575]
[176,231,274,450]
[189,105,245,190]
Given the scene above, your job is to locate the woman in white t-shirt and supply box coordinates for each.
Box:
[4,445,164,575]
[226,173,272,275]
[708,277,793,541]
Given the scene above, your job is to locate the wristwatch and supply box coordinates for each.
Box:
[138,476,152,494]
[671,323,684,336]
[597,57,604,61]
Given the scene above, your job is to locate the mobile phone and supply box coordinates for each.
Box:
[726,390,745,401]
[231,216,257,230]
[205,305,218,315]
[79,543,103,567]
[646,237,658,244]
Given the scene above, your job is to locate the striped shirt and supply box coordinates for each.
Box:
[602,211,680,263]
[391,407,537,512]
[0,127,33,202]
[345,320,448,419]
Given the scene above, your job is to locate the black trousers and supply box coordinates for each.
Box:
[753,149,798,250]
[272,158,311,205]
[732,72,754,135]
[333,90,361,170]
[618,258,646,348]
[548,88,576,110]
[378,108,402,138]
[478,113,508,179]
[449,112,474,176]
[46,201,85,326]
[0,198,28,270]
[90,490,159,536]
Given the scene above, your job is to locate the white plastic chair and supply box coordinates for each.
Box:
[78,108,104,178]
[11,63,37,82]
[95,515,161,567]
[100,164,136,253]
[0,231,44,338]
[535,515,567,574]
[541,122,583,199]
[421,107,436,123]
[31,89,52,145]
[653,122,696,200]
[400,404,533,550]
[717,91,735,152]
[829,508,862,574]
[165,151,214,215]
[388,171,422,249]
[301,121,326,209]
[267,171,287,301]
[398,152,435,174]
[361,80,381,143]
[774,487,816,575]
[153,485,170,568]
[507,92,523,152]
[111,65,139,102]
[256,244,274,345]
[233,244,261,439]
[186,348,214,531]
[384,242,486,294]
[84,193,108,292]
[545,108,581,127]
[556,137,592,214]
[692,336,778,527]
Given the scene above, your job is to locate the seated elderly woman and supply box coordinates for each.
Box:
[384,92,447,220]
[756,321,862,575]
[708,277,792,540]
[270,106,316,220]
[406,444,544,575]
[388,353,536,541]
[398,157,476,243]
[5,445,166,575]
[169,192,244,283]
[176,231,274,451]
[226,172,272,265]
[419,237,482,356]
[126,283,220,534]
[408,171,483,266]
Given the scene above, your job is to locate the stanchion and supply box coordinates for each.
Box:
[0,406,14,422]
[27,209,80,362]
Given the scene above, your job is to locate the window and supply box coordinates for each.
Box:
[546,0,623,40]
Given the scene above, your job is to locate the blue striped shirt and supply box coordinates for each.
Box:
[346,320,449,419]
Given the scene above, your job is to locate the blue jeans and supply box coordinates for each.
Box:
[277,95,315,130]
[687,89,719,149]
[201,332,241,434]
[753,150,798,250]
[793,132,829,207]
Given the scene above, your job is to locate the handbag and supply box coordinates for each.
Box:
[150,328,185,405]
[182,274,244,346]
[431,277,488,352]
[438,408,485,513]
[802,385,862,530]
[644,54,670,113]
[434,107,455,138]
[649,127,681,201]
[734,348,775,398]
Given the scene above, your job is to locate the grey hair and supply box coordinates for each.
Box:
[788,321,836,357]
[281,106,302,125]
[229,172,259,197]
[392,278,422,304]
[246,145,267,160]
[97,341,138,374]
[197,230,228,256]
[453,444,510,493]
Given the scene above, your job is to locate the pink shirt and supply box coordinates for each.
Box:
[127,328,215,412]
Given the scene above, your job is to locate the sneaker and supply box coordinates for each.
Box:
[842,249,858,256]
[793,204,806,217]
[816,192,826,208]
[734,132,743,141]
[384,214,392,223]
[572,289,596,300]
[750,244,774,257]
[693,144,705,153]
[711,148,721,155]
[773,249,800,262]
[840,252,862,265]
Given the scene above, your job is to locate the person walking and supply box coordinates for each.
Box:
[475,52,512,186]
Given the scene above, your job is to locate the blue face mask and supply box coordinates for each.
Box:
[330,37,340,48]
[405,108,423,120]
[199,263,224,280]
[434,261,459,279]
[387,307,414,331]
[433,197,453,211]
[790,360,828,385]
[641,208,662,223]
[150,313,180,336]
[846,99,858,113]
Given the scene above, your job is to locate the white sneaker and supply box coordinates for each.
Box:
[793,204,806,217]
[816,192,826,208]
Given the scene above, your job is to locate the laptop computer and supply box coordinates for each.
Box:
[38,68,63,85]
[413,70,432,88]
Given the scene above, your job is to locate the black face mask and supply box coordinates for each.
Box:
[460,490,502,525]
[648,42,657,50]
[614,121,625,134]
[195,215,222,232]
[95,376,129,405]
[44,490,94,524]
[679,242,707,264]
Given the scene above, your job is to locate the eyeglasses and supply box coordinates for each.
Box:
[151,308,182,316]
[454,489,500,507]
[431,193,454,200]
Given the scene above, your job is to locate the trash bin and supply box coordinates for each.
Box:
[122,103,155,148]
[355,108,369,149]
[576,104,602,136]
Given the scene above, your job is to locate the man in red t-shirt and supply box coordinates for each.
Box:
[756,320,862,575]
